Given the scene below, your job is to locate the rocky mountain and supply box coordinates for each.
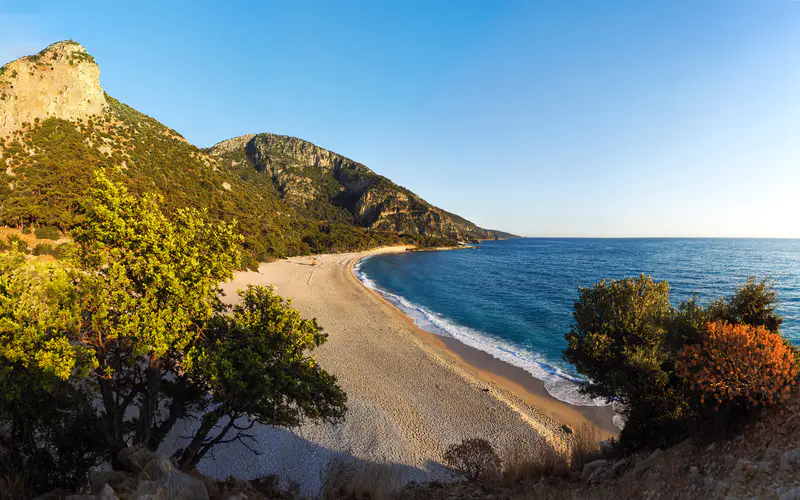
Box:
[210,133,513,241]
[0,41,107,137]
[0,41,513,265]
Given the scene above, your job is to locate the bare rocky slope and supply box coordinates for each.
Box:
[0,41,513,265]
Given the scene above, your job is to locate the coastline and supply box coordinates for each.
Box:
[349,247,619,437]
[204,245,615,493]
[408,245,478,252]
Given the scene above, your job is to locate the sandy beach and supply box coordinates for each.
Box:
[174,246,615,494]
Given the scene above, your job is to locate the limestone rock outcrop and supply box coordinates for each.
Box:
[0,40,107,138]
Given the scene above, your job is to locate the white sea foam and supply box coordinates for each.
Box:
[354,257,623,429]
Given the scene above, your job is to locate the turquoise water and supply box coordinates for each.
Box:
[355,238,800,409]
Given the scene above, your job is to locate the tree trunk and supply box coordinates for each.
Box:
[136,356,162,446]
[177,407,224,469]
[97,367,127,466]
[147,389,185,450]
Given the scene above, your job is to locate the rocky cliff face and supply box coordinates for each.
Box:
[211,133,511,242]
[0,41,107,138]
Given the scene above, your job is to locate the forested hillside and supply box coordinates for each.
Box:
[210,134,515,242]
[0,41,513,266]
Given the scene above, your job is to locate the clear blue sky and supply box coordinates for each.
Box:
[2,1,799,237]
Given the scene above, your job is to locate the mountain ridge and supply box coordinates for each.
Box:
[0,41,515,266]
[209,132,515,241]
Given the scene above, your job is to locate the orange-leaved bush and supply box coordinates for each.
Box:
[680,321,797,409]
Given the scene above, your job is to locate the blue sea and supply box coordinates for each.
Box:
[354,238,800,410]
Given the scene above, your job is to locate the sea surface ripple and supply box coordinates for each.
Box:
[355,239,800,411]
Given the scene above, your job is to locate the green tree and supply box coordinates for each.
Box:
[177,285,347,468]
[0,253,101,496]
[563,275,688,450]
[564,274,795,453]
[706,277,783,333]
[0,173,348,493]
[70,172,241,462]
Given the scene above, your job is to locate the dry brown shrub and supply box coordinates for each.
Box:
[680,321,798,409]
[570,422,603,469]
[443,438,502,482]
[321,458,401,500]
[501,441,568,485]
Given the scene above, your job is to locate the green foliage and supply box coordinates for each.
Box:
[31,242,52,255]
[0,252,89,383]
[564,275,795,453]
[0,118,102,230]
[0,362,102,497]
[707,277,783,333]
[74,172,241,359]
[564,275,686,451]
[0,253,102,496]
[412,234,463,249]
[30,242,71,259]
[6,234,28,253]
[0,176,348,494]
[178,285,347,467]
[33,225,60,240]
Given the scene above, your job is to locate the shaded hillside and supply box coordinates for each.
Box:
[0,41,513,267]
[210,133,513,242]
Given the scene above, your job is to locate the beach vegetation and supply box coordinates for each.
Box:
[444,438,502,481]
[564,275,798,454]
[176,284,347,468]
[564,275,686,451]
[569,422,603,470]
[321,458,402,500]
[0,174,348,496]
[0,254,103,496]
[501,441,569,485]
[680,321,797,410]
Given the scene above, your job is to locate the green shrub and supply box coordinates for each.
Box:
[6,235,27,253]
[33,226,60,240]
[564,275,796,453]
[32,243,54,256]
[50,243,72,260]
[564,275,687,451]
[29,242,71,260]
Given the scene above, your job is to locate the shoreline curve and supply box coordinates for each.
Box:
[348,246,619,437]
